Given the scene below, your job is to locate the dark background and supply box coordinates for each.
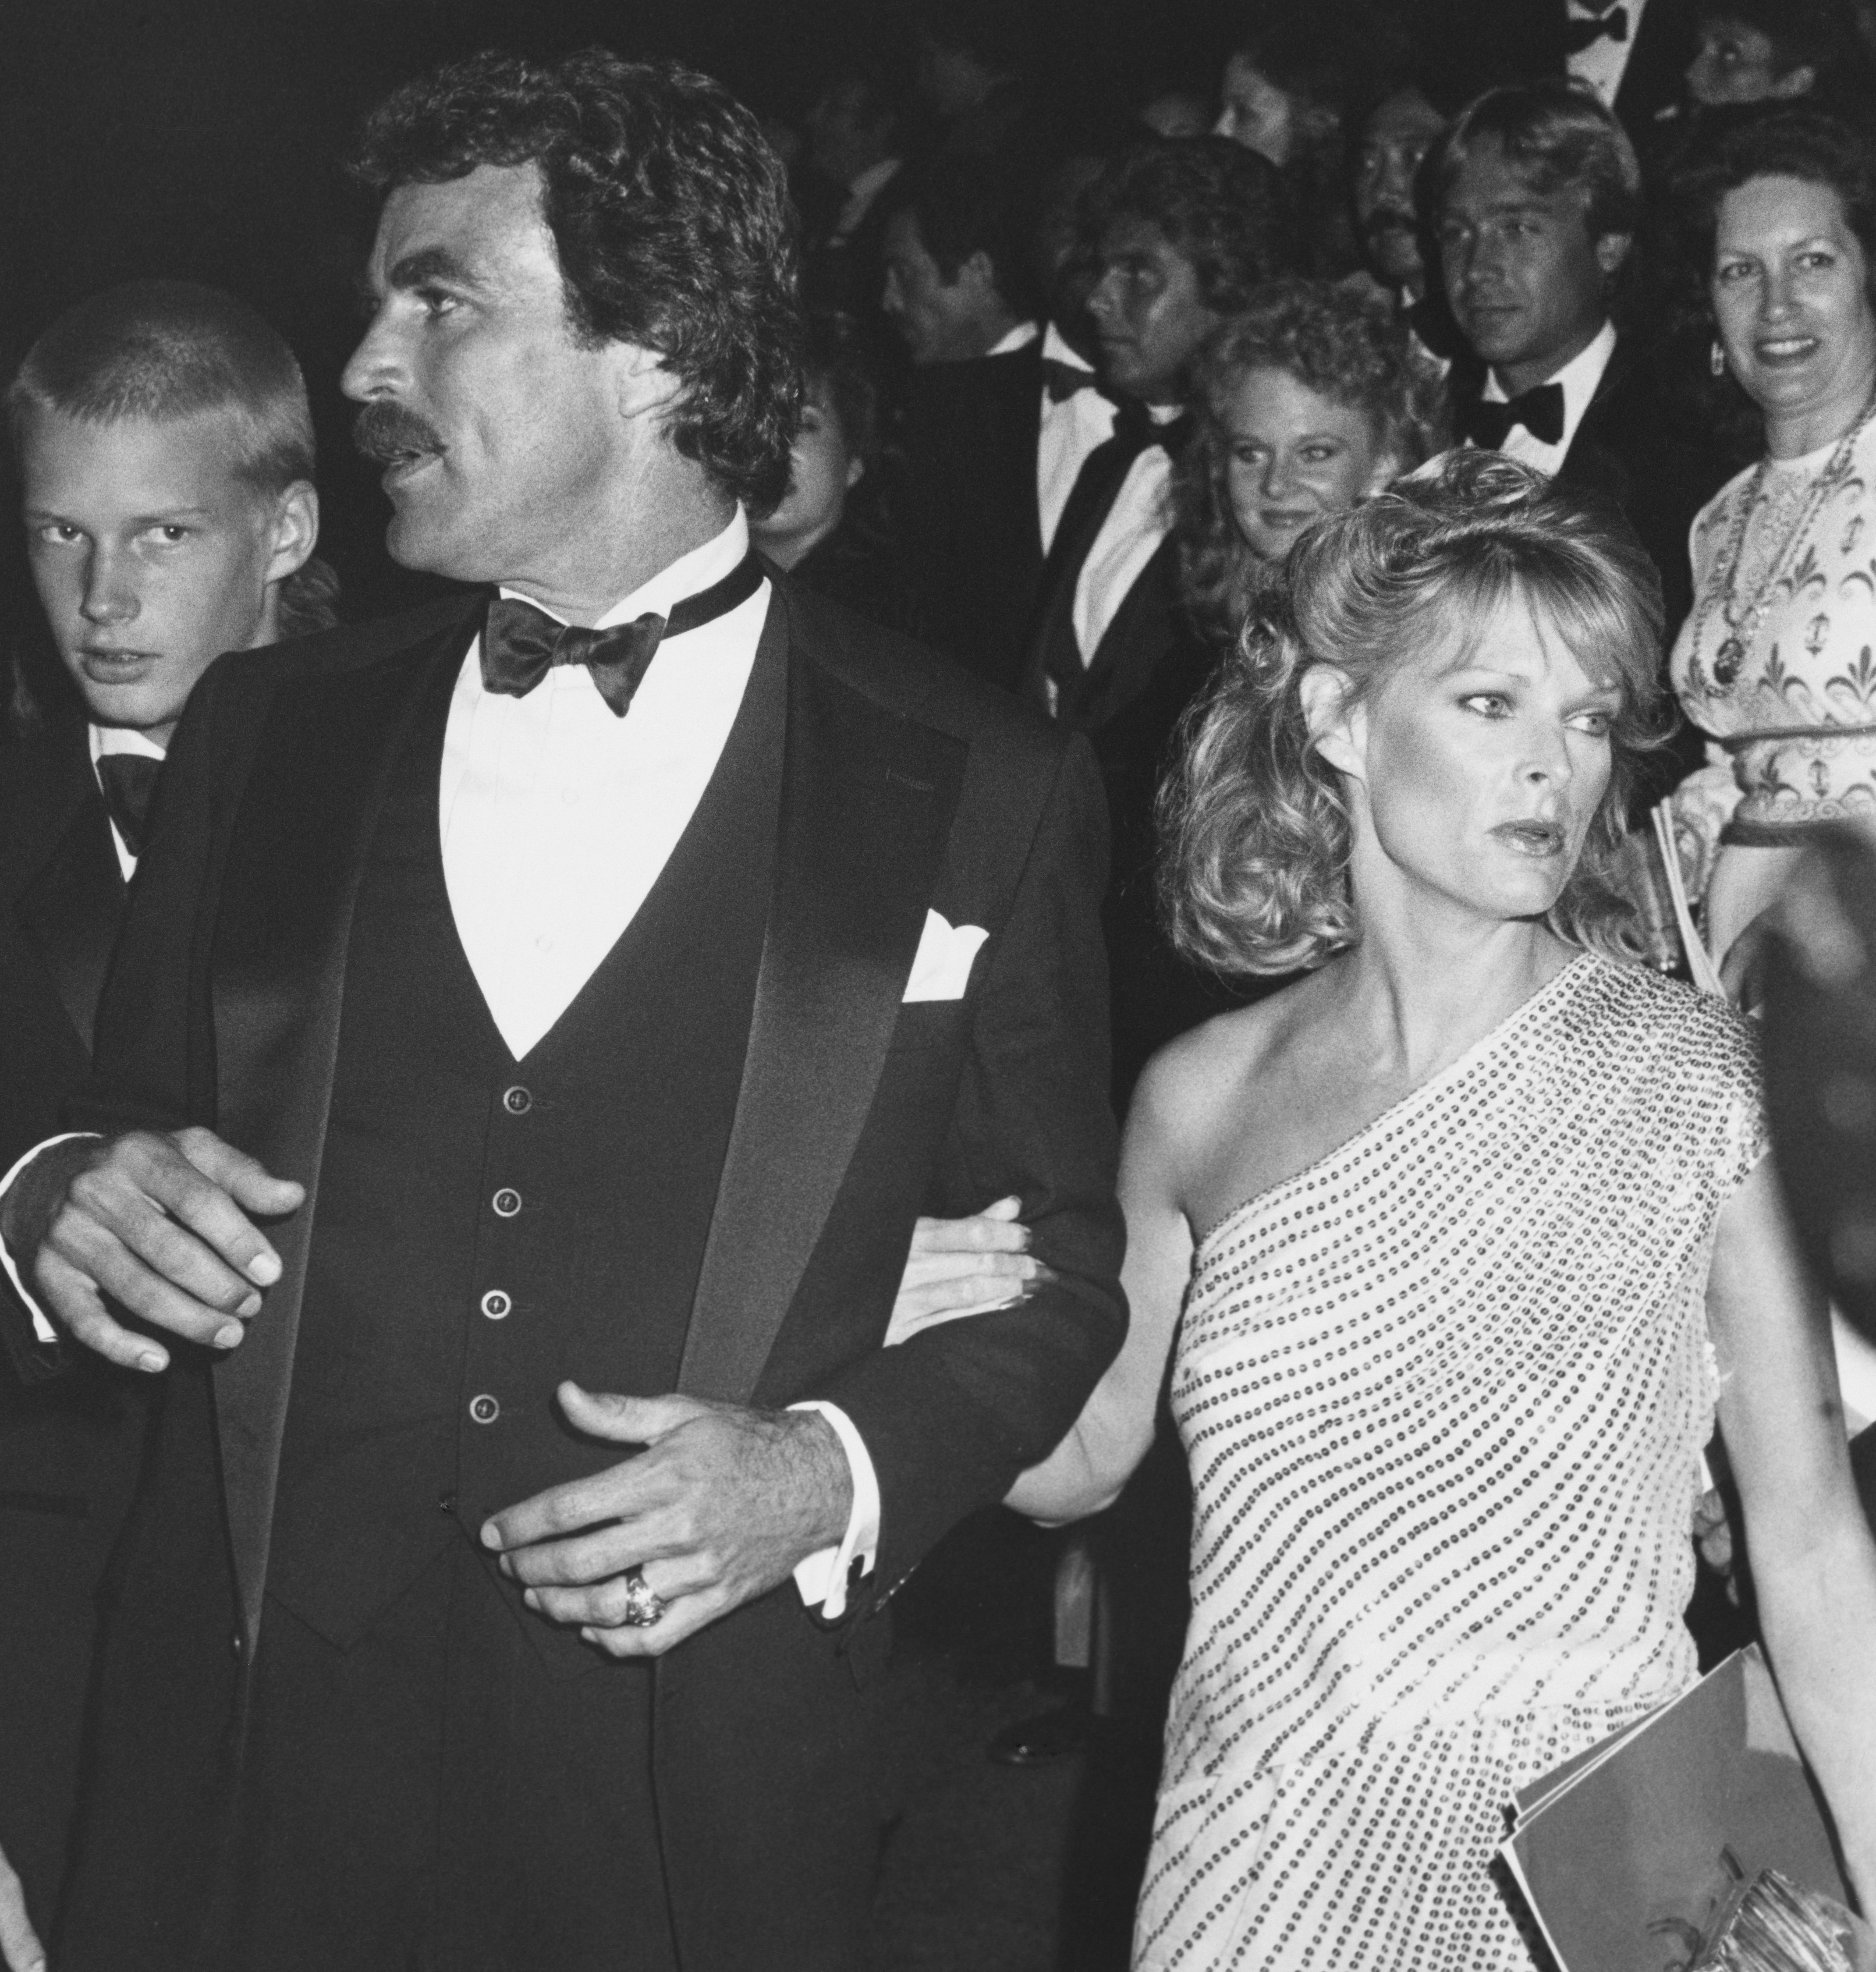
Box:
[1,0,1230,614]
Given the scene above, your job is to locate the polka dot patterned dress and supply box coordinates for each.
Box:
[1133,954,1766,1972]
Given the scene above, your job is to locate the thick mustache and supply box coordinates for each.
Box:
[353,401,445,464]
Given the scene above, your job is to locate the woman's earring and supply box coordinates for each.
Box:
[1710,339,1727,377]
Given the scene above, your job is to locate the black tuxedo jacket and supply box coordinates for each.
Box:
[1019,539,1251,1095]
[1424,0,1697,136]
[1453,334,1731,632]
[0,722,149,1929]
[26,575,1126,1972]
[900,340,1046,693]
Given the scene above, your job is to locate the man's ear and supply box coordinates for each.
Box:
[264,480,319,586]
[1594,229,1632,284]
[1770,64,1817,100]
[845,453,866,490]
[1299,663,1366,780]
[610,341,685,422]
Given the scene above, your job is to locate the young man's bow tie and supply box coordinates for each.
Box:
[1459,381,1566,451]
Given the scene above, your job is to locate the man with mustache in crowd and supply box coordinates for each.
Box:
[1351,74,1465,365]
[0,280,328,1972]
[1436,79,1727,646]
[0,51,1122,1972]
[1026,136,1294,1099]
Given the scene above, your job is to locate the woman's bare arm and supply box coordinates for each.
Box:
[1006,1048,1198,1525]
[1710,1153,1876,1907]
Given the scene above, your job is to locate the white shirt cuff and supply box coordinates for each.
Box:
[787,1399,880,1620]
[0,1134,99,1345]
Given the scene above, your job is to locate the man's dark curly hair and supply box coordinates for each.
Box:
[1081,138,1298,313]
[352,49,803,513]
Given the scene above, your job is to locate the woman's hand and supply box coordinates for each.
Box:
[885,1196,1051,1346]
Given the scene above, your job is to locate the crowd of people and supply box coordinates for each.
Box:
[4,2,1876,1969]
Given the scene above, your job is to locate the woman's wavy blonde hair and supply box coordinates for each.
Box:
[1175,279,1448,646]
[1159,450,1670,976]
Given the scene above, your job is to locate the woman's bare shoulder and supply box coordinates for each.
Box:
[1126,975,1324,1181]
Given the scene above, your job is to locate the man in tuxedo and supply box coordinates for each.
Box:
[1024,136,1293,1094]
[1435,79,1728,641]
[0,51,1122,1972]
[1419,0,1701,139]
[880,155,1037,369]
[0,279,325,1961]
[887,153,1056,691]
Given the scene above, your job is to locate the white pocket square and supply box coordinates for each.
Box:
[902,910,989,1003]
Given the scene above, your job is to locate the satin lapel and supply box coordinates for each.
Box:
[12,757,123,1051]
[211,604,479,1646]
[679,604,968,1403]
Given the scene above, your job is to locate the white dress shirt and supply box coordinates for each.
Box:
[1478,319,1617,479]
[90,722,168,881]
[5,514,881,1617]
[1036,322,1117,557]
[1070,402,1182,667]
[983,320,1040,359]
[1567,0,1648,108]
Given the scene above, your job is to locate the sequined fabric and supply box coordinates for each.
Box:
[1134,955,1766,1972]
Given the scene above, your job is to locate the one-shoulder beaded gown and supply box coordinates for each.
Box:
[1133,954,1766,1972]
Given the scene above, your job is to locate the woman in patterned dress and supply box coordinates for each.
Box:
[1669,106,1876,997]
[896,450,1876,1968]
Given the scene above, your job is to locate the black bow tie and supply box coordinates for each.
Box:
[96,750,163,859]
[1563,4,1628,51]
[1043,358,1108,405]
[1459,381,1566,450]
[481,554,764,717]
[1111,398,1193,457]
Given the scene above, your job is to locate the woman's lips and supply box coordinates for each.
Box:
[1492,819,1566,857]
[1755,333,1821,367]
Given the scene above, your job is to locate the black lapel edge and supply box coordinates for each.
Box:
[11,748,122,1050]
[677,608,968,1404]
[210,605,481,1650]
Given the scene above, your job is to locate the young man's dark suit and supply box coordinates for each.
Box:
[1423,0,1699,137]
[900,337,1045,694]
[17,570,1124,1972]
[1020,422,1241,1101]
[0,716,149,1931]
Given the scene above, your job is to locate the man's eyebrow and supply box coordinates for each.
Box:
[386,246,486,292]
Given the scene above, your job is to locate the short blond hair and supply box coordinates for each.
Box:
[1160,450,1669,976]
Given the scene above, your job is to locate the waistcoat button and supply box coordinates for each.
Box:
[503,1086,532,1116]
[492,1188,521,1218]
[469,1394,500,1425]
[481,1288,512,1320]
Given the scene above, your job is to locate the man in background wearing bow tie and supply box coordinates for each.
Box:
[0,279,327,1970]
[0,49,1123,1972]
[1435,78,1727,640]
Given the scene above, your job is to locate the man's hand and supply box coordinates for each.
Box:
[886,1195,1050,1346]
[482,1384,854,1657]
[2,1128,304,1373]
[0,1841,45,1972]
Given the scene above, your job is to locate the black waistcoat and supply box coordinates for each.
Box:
[266,638,781,1657]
